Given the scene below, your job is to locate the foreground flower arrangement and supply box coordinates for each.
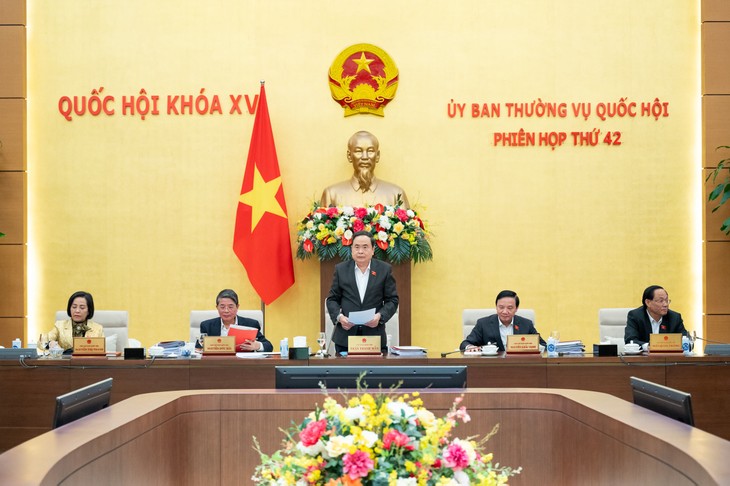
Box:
[253,384,520,485]
[295,200,433,264]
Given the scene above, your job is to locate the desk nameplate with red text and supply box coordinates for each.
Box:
[348,336,381,356]
[72,337,106,356]
[203,336,236,355]
[649,333,682,352]
[506,334,540,354]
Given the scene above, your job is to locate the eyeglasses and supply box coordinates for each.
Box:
[651,299,671,305]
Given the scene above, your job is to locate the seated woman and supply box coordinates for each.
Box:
[40,291,104,351]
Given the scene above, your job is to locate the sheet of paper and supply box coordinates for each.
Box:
[348,308,376,325]
[235,352,270,359]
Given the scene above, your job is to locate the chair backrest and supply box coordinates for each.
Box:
[55,310,129,352]
[598,308,633,344]
[324,300,399,353]
[462,308,536,339]
[189,310,264,343]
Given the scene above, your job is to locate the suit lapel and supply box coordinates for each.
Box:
[363,259,380,303]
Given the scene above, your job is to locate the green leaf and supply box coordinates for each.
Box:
[722,217,730,235]
[722,185,730,206]
[709,184,725,201]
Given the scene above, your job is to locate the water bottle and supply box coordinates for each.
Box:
[546,336,558,358]
[11,338,21,349]
[682,335,691,355]
[280,338,289,359]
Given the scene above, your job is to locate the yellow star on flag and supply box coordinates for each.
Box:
[353,51,374,74]
[239,164,287,232]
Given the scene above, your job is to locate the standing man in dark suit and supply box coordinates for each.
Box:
[624,285,690,350]
[460,290,545,352]
[326,231,399,355]
[198,289,273,352]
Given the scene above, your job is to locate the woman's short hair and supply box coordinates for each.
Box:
[67,291,95,319]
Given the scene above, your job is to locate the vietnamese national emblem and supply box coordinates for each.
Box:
[328,43,399,117]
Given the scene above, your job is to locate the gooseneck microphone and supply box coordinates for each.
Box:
[440,349,461,358]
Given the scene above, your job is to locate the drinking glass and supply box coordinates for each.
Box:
[38,334,49,357]
[197,333,207,350]
[550,330,560,343]
[316,332,327,356]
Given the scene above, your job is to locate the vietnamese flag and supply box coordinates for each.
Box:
[233,82,295,304]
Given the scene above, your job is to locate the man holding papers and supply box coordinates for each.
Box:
[461,290,545,352]
[199,289,273,352]
[326,231,399,355]
[624,285,690,350]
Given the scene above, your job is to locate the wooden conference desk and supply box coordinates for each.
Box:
[0,352,729,453]
[1,388,729,485]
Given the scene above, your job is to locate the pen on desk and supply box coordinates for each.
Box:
[440,349,460,358]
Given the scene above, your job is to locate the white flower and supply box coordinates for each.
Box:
[387,401,416,423]
[342,206,354,216]
[377,230,388,242]
[384,209,395,218]
[406,209,415,218]
[325,434,354,457]
[313,212,323,220]
[296,440,326,457]
[396,478,417,485]
[343,229,353,240]
[416,408,436,429]
[453,470,470,485]
[359,430,378,448]
[377,215,392,229]
[344,405,365,423]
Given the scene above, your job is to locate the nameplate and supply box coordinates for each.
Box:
[506,334,540,354]
[649,333,682,352]
[348,336,381,355]
[73,337,106,356]
[203,336,236,355]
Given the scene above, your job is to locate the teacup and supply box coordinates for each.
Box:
[50,347,64,359]
[483,344,498,354]
[624,343,641,353]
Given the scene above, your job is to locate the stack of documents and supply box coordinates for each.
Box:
[555,340,585,355]
[390,345,427,356]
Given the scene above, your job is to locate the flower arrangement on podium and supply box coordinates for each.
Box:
[296,199,433,264]
[252,385,520,485]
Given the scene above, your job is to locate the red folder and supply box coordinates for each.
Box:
[228,325,258,346]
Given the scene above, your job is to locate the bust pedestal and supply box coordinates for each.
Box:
[319,258,411,346]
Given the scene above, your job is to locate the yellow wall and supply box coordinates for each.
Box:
[27,1,701,351]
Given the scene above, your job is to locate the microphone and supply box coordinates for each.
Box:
[440,349,461,358]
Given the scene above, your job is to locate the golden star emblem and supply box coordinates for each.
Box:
[238,165,287,231]
[353,52,374,74]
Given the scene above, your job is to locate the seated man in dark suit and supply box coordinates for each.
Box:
[326,231,399,355]
[460,290,545,352]
[198,289,273,352]
[624,285,690,350]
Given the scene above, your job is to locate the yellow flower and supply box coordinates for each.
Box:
[393,221,404,234]
[405,460,416,473]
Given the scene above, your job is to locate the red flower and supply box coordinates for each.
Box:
[354,207,367,219]
[326,207,339,218]
[373,203,384,214]
[395,208,408,222]
[315,207,328,214]
[383,429,413,450]
[300,419,327,446]
[342,237,352,246]
[303,239,314,253]
[377,240,388,251]
[416,216,424,229]
[352,219,365,232]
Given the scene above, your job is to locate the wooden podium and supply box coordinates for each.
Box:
[320,258,411,345]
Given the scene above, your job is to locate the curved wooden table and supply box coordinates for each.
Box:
[0,388,728,485]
